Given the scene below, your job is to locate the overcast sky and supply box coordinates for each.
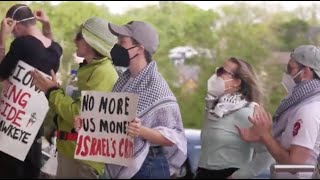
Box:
[47,1,319,14]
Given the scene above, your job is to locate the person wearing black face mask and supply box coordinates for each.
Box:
[110,44,139,67]
[75,21,187,179]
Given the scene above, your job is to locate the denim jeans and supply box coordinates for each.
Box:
[131,146,170,179]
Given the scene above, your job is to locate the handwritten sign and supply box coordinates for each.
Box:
[0,60,49,161]
[75,91,138,167]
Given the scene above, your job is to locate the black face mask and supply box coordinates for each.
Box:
[110,44,138,67]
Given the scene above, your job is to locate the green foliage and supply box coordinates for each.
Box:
[276,18,310,51]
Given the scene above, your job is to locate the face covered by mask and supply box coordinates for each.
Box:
[110,44,138,67]
[207,74,233,97]
[281,69,303,94]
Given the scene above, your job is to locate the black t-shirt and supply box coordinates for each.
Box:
[0,35,62,79]
[0,35,62,169]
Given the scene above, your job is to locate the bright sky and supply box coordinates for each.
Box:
[47,1,319,14]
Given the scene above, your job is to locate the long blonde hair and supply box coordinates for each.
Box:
[229,57,263,105]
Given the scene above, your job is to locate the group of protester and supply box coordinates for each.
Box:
[0,3,319,179]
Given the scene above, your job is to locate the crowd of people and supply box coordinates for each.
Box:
[0,3,320,179]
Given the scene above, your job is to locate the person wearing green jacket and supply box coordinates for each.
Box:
[30,17,118,178]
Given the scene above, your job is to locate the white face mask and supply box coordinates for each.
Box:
[281,70,303,94]
[207,74,233,97]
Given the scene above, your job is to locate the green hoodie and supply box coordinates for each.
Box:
[48,57,118,175]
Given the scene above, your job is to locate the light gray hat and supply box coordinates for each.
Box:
[291,45,320,78]
[108,21,159,55]
[81,17,117,59]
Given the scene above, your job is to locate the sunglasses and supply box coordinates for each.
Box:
[215,67,235,76]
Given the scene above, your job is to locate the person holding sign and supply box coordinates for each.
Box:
[102,20,186,179]
[31,17,118,178]
[0,4,62,178]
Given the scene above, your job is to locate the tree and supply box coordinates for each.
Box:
[276,18,310,51]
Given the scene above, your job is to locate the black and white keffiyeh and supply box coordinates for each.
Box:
[273,79,320,137]
[106,61,187,178]
[206,93,248,118]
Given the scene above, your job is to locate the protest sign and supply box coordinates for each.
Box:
[75,91,138,167]
[0,60,49,161]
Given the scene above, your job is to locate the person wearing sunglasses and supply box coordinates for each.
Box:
[196,57,273,179]
[0,4,63,178]
[237,45,320,178]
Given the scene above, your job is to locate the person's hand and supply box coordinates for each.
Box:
[1,18,16,35]
[30,69,59,93]
[2,79,10,90]
[127,118,142,138]
[74,116,82,132]
[34,10,49,24]
[236,105,273,142]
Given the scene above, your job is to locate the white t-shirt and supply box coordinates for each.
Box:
[278,102,320,164]
[276,100,320,178]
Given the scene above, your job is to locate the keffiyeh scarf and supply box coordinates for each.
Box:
[206,93,248,118]
[273,79,320,137]
[106,61,187,178]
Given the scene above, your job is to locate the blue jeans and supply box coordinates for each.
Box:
[131,146,170,179]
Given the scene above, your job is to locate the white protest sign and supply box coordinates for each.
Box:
[74,91,138,167]
[0,60,49,161]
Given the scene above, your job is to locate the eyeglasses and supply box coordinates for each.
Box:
[75,32,83,41]
[215,67,235,76]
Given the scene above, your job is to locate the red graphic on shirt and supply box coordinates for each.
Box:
[293,119,303,137]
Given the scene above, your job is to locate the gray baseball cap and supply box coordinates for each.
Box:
[108,21,159,55]
[291,45,320,78]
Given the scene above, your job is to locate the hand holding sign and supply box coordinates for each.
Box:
[74,115,82,133]
[30,69,59,93]
[127,118,141,138]
[74,92,138,167]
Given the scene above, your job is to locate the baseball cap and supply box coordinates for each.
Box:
[108,21,159,55]
[81,17,117,59]
[291,45,320,78]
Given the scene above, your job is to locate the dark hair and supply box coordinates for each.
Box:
[75,31,83,41]
[6,4,36,26]
[131,37,152,63]
[75,31,105,60]
[229,57,263,105]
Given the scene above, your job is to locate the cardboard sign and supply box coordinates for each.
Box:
[75,91,138,167]
[0,60,49,161]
